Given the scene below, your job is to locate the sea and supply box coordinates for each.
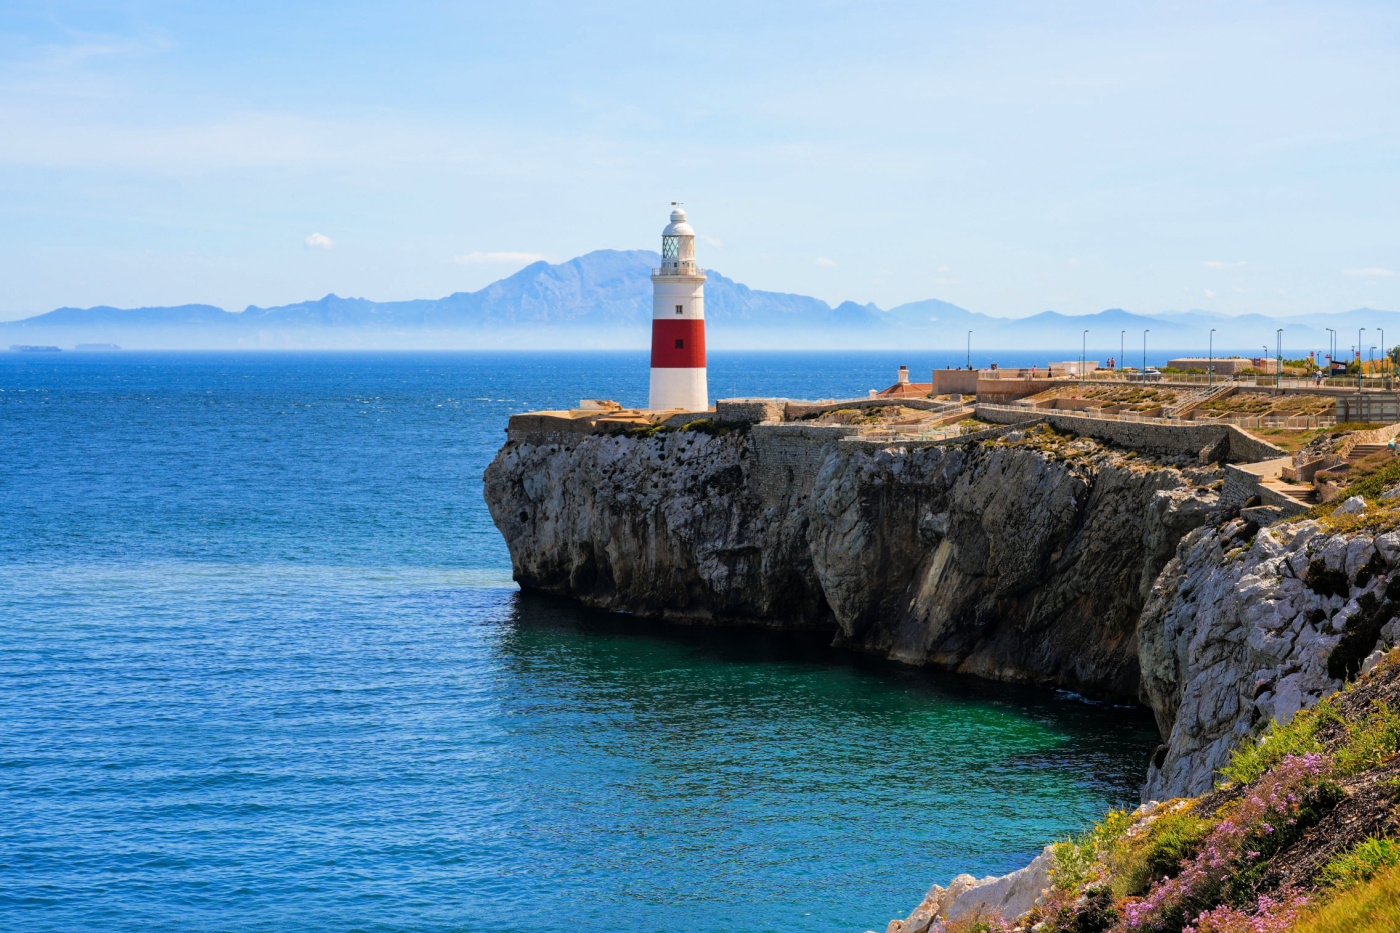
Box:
[0,350,1162,933]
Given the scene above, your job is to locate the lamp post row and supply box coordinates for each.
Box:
[956,326,1392,388]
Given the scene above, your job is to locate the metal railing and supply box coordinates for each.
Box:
[973,403,1334,431]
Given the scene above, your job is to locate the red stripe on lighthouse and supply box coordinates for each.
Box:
[650,319,706,368]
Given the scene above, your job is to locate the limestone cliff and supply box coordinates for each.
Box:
[1138,517,1400,801]
[484,422,1223,702]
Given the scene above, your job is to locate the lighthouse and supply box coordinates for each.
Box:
[648,206,708,411]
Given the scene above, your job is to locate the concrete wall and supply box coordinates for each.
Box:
[975,377,1062,403]
[930,369,980,396]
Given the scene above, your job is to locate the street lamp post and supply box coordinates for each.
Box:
[1209,328,1216,388]
[1326,327,1336,381]
[966,331,972,370]
[1276,328,1283,390]
[1359,328,1367,391]
[1143,330,1150,385]
[1381,328,1387,388]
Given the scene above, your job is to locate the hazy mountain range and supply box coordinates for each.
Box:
[3,248,1396,355]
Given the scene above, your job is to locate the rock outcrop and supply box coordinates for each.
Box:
[1138,518,1400,800]
[881,845,1055,933]
[485,422,1223,701]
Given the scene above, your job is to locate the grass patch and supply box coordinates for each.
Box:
[1319,837,1400,890]
[1297,859,1400,933]
[1219,696,1342,786]
[1332,701,1400,776]
[1050,809,1136,892]
[1105,804,1210,897]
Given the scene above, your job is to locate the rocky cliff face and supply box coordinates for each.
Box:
[1138,517,1400,801]
[484,422,1222,702]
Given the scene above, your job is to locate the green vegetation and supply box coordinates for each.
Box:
[1105,804,1211,897]
[1296,860,1400,933]
[680,418,749,437]
[1028,629,1400,933]
[1319,837,1400,890]
[1219,697,1340,786]
[1199,392,1335,417]
[1330,700,1400,775]
[1051,808,1135,891]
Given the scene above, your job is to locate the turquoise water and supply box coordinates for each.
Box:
[0,352,1158,932]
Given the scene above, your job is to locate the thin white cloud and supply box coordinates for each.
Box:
[1344,267,1396,277]
[1203,289,1217,298]
[453,251,546,265]
[698,235,723,249]
[815,257,836,267]
[304,233,334,250]
[1202,260,1246,269]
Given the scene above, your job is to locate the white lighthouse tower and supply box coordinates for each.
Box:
[648,205,708,411]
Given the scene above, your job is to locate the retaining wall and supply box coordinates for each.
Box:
[973,406,1285,463]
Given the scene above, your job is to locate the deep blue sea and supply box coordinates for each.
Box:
[0,351,1159,933]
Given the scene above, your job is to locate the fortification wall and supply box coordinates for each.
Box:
[748,423,858,502]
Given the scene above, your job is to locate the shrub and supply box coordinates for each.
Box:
[1120,754,1335,931]
[1327,594,1394,682]
[1318,837,1400,890]
[1304,559,1350,599]
[680,418,748,437]
[1182,891,1310,932]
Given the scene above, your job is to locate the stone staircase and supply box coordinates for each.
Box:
[1262,480,1320,507]
[1348,443,1390,462]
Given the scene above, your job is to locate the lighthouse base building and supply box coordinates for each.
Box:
[648,207,709,411]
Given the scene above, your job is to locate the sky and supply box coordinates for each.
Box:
[1,0,1399,321]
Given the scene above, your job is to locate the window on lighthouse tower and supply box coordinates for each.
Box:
[675,304,683,314]
[675,339,684,349]
[662,236,680,260]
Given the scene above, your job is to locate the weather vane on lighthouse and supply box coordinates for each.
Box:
[648,204,709,411]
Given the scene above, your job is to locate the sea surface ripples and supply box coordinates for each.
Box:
[0,352,1157,932]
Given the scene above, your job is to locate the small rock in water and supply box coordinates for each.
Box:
[1335,495,1367,516]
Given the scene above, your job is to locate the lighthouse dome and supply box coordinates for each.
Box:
[663,208,694,237]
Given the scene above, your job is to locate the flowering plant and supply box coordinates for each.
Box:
[1113,754,1333,932]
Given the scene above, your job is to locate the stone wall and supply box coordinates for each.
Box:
[973,406,1285,463]
[714,399,786,423]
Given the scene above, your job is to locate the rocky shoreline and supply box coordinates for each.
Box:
[484,412,1400,931]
